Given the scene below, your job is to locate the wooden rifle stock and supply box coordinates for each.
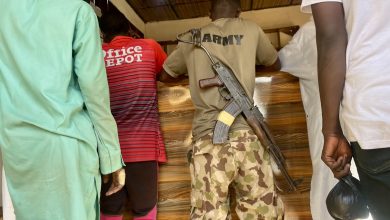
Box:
[199,76,224,88]
[246,113,299,192]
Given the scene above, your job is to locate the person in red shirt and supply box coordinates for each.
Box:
[98,9,167,220]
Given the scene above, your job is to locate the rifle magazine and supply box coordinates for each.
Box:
[212,121,230,144]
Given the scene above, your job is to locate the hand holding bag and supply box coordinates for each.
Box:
[326,174,369,220]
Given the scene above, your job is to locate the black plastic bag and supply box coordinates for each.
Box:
[326,174,369,220]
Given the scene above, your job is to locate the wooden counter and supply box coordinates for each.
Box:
[125,71,313,220]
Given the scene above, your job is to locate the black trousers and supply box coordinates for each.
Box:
[351,142,390,220]
[100,161,158,216]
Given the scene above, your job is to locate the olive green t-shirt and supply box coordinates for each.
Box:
[163,18,278,140]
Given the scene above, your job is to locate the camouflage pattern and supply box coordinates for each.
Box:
[189,130,284,220]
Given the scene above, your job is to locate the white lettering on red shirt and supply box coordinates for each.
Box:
[104,46,143,67]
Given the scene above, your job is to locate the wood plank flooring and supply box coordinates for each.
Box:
[124,71,313,219]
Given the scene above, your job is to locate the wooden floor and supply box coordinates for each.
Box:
[125,71,313,219]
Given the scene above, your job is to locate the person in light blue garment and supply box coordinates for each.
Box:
[0,0,125,219]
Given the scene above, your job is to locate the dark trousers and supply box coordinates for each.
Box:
[351,142,390,220]
[100,161,158,216]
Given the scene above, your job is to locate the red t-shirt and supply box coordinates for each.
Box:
[102,36,167,163]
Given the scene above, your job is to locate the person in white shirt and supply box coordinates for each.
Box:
[278,18,338,220]
[301,1,390,219]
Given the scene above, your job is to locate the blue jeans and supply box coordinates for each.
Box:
[351,142,390,220]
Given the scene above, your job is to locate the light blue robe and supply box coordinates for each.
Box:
[0,0,123,219]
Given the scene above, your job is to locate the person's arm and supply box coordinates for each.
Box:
[255,57,281,73]
[278,21,316,79]
[255,25,280,74]
[312,2,351,178]
[149,39,167,76]
[72,4,124,193]
[146,39,186,83]
[159,43,188,83]
[158,69,186,82]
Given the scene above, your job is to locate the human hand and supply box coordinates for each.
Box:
[321,134,352,179]
[104,168,126,196]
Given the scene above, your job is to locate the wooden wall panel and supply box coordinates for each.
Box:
[174,2,211,19]
[240,0,252,11]
[124,71,312,219]
[124,0,302,22]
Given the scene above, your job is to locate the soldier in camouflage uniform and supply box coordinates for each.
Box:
[160,0,284,219]
[190,130,284,219]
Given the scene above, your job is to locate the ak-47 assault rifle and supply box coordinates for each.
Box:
[177,29,301,192]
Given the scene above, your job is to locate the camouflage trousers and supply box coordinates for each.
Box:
[189,130,284,220]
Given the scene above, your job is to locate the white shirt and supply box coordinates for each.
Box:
[301,0,390,149]
[279,20,337,220]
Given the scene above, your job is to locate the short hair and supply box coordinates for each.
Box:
[211,0,241,11]
[99,9,129,36]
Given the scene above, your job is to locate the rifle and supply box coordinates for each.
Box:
[178,29,301,192]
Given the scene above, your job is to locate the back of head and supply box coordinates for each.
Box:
[210,0,241,21]
[99,8,129,42]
